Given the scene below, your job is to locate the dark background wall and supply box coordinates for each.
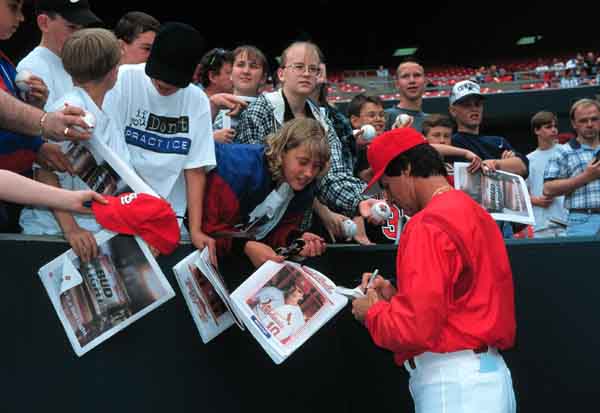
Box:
[4,236,600,413]
[4,1,599,69]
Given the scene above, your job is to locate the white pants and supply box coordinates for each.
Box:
[405,348,516,413]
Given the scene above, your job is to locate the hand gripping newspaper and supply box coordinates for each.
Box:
[453,162,535,225]
[174,248,356,364]
[38,138,175,356]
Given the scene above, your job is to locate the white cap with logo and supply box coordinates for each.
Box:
[449,80,484,105]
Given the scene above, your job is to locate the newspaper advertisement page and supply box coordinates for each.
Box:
[38,232,175,356]
[172,249,240,344]
[67,137,156,197]
[230,261,348,364]
[454,162,535,225]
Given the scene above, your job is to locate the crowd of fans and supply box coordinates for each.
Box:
[1,1,600,269]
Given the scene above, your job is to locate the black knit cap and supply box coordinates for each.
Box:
[145,22,205,89]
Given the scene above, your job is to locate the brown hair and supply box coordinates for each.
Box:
[422,114,454,136]
[232,45,269,76]
[530,111,557,133]
[265,118,330,182]
[114,11,159,44]
[62,28,121,84]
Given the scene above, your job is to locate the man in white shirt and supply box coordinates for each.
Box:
[526,111,567,237]
[17,0,101,110]
[103,22,217,261]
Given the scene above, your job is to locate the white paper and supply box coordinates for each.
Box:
[172,249,236,343]
[454,162,535,225]
[39,232,175,356]
[230,261,348,364]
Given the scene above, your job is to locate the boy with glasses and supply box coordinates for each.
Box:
[235,41,376,229]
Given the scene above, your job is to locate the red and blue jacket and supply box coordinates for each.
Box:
[203,143,316,257]
[0,50,43,174]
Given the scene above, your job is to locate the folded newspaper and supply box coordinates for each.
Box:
[38,136,173,356]
[453,162,535,225]
[172,248,245,344]
[39,231,175,356]
[174,249,354,364]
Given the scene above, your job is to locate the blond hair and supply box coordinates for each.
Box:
[62,28,121,84]
[265,118,330,182]
[570,98,600,121]
[280,41,322,67]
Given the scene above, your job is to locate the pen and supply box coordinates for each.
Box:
[365,269,379,291]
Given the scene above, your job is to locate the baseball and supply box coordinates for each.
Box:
[72,110,96,132]
[342,219,357,238]
[396,113,412,128]
[360,124,376,141]
[371,201,392,221]
[15,70,32,93]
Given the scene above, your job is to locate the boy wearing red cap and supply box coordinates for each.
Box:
[352,128,516,413]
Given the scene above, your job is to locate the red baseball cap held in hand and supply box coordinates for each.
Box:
[92,192,180,255]
[365,127,428,190]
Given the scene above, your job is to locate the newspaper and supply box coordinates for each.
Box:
[65,137,156,197]
[37,135,173,355]
[230,261,348,364]
[173,250,358,363]
[173,248,244,344]
[454,162,535,225]
[38,231,175,356]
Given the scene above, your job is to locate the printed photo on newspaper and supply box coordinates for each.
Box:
[38,231,175,356]
[66,137,156,197]
[230,261,348,364]
[173,248,244,344]
[454,162,535,225]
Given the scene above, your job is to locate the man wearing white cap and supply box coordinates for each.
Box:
[449,80,528,177]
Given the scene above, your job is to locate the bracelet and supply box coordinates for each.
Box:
[38,112,48,138]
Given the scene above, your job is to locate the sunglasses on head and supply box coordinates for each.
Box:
[208,48,227,68]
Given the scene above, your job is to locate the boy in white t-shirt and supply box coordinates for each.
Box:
[527,111,567,237]
[20,28,129,261]
[16,0,102,110]
[103,22,217,261]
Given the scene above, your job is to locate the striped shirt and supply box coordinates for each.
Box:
[544,138,600,209]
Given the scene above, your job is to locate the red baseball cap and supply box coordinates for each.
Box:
[365,127,428,190]
[92,192,180,255]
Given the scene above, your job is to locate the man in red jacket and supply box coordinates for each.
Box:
[352,127,516,413]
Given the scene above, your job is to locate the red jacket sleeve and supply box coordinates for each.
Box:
[262,211,304,250]
[365,222,464,354]
[202,173,241,257]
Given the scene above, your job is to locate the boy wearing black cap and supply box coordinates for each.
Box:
[103,22,217,263]
[17,0,102,109]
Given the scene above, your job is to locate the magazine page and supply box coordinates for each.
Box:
[172,250,236,344]
[38,231,175,356]
[85,138,157,196]
[230,261,348,364]
[67,138,156,197]
[195,248,245,330]
[453,162,535,225]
